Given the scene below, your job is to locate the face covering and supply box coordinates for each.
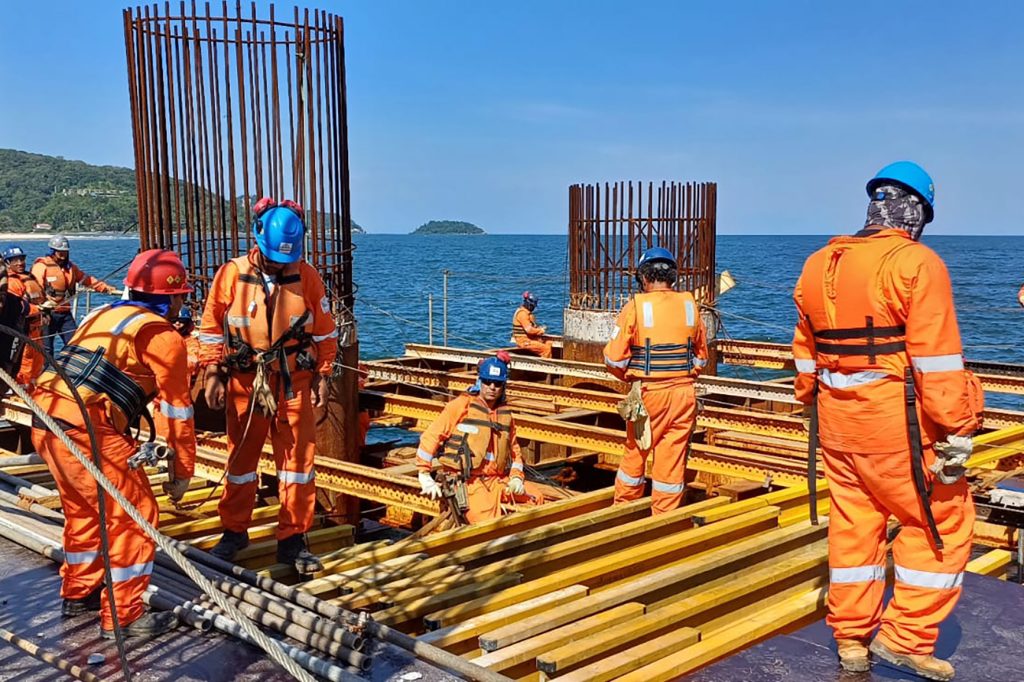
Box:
[111,290,172,318]
[864,184,927,241]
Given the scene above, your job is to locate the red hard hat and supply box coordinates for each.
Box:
[124,249,193,295]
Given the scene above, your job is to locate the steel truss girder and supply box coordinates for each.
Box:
[716,339,1024,395]
[0,398,441,517]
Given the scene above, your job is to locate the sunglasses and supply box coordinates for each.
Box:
[480,379,505,387]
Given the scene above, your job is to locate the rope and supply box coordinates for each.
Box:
[0,369,315,682]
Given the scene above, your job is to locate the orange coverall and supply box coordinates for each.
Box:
[31,256,114,313]
[154,335,201,434]
[417,393,543,523]
[199,249,337,541]
[31,305,196,631]
[792,227,981,655]
[512,306,552,358]
[8,271,45,385]
[603,290,708,515]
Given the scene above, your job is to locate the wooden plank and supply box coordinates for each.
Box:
[417,585,590,651]
[692,480,828,525]
[160,504,280,539]
[966,549,1012,578]
[373,572,524,628]
[331,564,466,610]
[377,496,731,613]
[614,588,826,682]
[553,626,701,682]
[537,539,828,674]
[472,603,644,672]
[421,507,782,629]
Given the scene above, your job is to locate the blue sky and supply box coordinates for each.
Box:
[0,1,1021,234]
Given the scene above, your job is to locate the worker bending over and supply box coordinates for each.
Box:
[4,246,46,386]
[32,235,116,356]
[512,291,552,358]
[416,355,543,523]
[32,249,196,639]
[200,198,337,575]
[603,247,708,515]
[792,161,983,680]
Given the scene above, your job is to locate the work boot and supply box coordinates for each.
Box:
[836,638,870,673]
[869,639,955,681]
[209,529,250,562]
[277,534,323,575]
[61,587,103,617]
[101,611,178,640]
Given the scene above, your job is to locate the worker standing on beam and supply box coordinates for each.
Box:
[416,354,544,523]
[199,198,337,575]
[31,249,196,639]
[4,245,46,386]
[31,235,117,356]
[792,161,984,680]
[603,247,708,515]
[512,291,552,358]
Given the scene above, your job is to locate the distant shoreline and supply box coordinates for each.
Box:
[0,232,137,240]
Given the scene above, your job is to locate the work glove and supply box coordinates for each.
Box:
[38,300,57,311]
[931,434,973,484]
[418,471,442,499]
[505,477,526,496]
[162,477,191,503]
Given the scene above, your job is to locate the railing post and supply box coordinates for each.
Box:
[428,293,434,346]
[442,270,449,347]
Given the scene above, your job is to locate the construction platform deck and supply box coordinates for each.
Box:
[682,572,1024,682]
[0,536,449,682]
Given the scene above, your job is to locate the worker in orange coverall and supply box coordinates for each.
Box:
[31,249,196,639]
[31,235,117,357]
[4,246,46,386]
[603,247,708,516]
[200,198,337,575]
[416,355,544,523]
[792,162,984,680]
[153,306,201,435]
[512,291,552,358]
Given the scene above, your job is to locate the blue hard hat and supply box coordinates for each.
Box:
[254,205,305,263]
[638,247,675,268]
[2,245,26,261]
[866,161,935,224]
[478,357,509,384]
[523,291,539,305]
[178,306,193,321]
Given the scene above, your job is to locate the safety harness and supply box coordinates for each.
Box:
[628,339,695,376]
[440,401,513,477]
[50,344,160,439]
[805,315,943,547]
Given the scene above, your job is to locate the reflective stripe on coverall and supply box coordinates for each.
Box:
[603,290,708,514]
[31,311,196,630]
[199,248,337,540]
[512,306,552,358]
[8,272,45,385]
[417,393,543,523]
[792,227,981,655]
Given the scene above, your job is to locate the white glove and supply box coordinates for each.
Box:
[418,471,442,499]
[931,435,973,484]
[39,300,57,311]
[162,477,191,503]
[505,477,526,496]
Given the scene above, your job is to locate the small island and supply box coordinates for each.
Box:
[411,220,485,235]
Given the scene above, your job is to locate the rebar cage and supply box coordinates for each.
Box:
[123,2,353,309]
[568,181,717,312]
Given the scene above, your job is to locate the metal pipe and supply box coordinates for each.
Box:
[0,626,103,682]
[0,454,44,467]
[146,585,356,682]
[169,543,512,682]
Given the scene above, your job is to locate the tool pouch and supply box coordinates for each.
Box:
[616,380,652,450]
